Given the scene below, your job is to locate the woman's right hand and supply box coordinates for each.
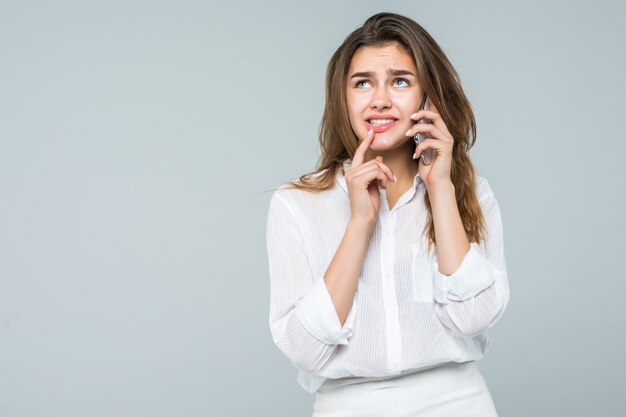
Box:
[345,129,396,225]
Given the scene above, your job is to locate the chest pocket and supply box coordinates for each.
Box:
[411,241,434,302]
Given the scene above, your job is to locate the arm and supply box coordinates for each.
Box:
[266,190,367,373]
[428,179,510,337]
[428,180,470,275]
[324,216,373,326]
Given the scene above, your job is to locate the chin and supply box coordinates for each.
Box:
[370,138,404,149]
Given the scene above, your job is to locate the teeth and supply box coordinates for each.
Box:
[368,118,396,126]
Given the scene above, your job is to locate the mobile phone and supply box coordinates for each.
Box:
[413,94,435,165]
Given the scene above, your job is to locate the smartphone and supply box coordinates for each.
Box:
[413,94,435,165]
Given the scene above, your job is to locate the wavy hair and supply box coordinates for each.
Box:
[264,12,486,250]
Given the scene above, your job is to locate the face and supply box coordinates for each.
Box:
[345,42,423,152]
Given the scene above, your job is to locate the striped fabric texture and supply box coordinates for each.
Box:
[266,158,510,393]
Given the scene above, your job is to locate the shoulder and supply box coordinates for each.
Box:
[474,174,496,202]
[272,168,337,199]
[269,168,340,214]
[269,182,296,210]
[473,175,504,224]
[267,184,298,224]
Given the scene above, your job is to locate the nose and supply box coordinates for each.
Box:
[370,86,391,110]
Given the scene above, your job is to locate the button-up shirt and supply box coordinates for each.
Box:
[266,158,510,393]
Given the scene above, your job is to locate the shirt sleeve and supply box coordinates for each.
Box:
[431,178,510,337]
[266,189,357,374]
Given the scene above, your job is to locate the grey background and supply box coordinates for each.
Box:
[0,0,624,416]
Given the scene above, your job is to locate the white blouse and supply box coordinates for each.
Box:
[266,158,510,393]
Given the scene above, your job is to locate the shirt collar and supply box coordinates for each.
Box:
[336,158,423,195]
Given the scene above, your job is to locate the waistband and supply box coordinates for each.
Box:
[320,361,469,391]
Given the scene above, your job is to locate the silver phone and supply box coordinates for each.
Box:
[413,94,435,165]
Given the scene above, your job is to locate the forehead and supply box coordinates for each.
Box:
[349,42,415,71]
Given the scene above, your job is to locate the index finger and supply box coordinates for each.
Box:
[351,129,374,168]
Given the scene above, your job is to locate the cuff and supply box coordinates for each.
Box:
[432,244,500,304]
[295,277,357,345]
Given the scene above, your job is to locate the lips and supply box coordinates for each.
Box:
[365,117,399,133]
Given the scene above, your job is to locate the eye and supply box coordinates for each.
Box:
[394,78,410,87]
[355,80,371,88]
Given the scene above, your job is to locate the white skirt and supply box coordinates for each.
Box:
[312,361,499,417]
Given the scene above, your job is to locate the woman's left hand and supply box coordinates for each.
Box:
[405,98,454,190]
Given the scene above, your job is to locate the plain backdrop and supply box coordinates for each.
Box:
[1,0,624,416]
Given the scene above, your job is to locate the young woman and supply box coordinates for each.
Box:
[266,12,509,417]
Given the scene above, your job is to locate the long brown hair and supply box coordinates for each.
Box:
[265,12,486,250]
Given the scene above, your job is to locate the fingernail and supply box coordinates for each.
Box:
[368,129,373,136]
[411,112,419,118]
[405,129,412,136]
[393,174,397,182]
[413,154,417,160]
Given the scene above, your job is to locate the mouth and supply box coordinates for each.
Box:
[365,118,399,133]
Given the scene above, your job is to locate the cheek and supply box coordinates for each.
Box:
[346,97,364,121]
[346,91,369,109]
[394,95,420,113]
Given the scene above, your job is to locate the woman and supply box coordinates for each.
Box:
[265,12,509,417]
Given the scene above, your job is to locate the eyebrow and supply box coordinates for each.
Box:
[349,69,416,79]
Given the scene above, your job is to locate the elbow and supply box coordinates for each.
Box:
[287,343,338,374]
[435,305,489,337]
[456,312,501,337]
[435,285,510,338]
[270,316,339,374]
[272,332,338,374]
